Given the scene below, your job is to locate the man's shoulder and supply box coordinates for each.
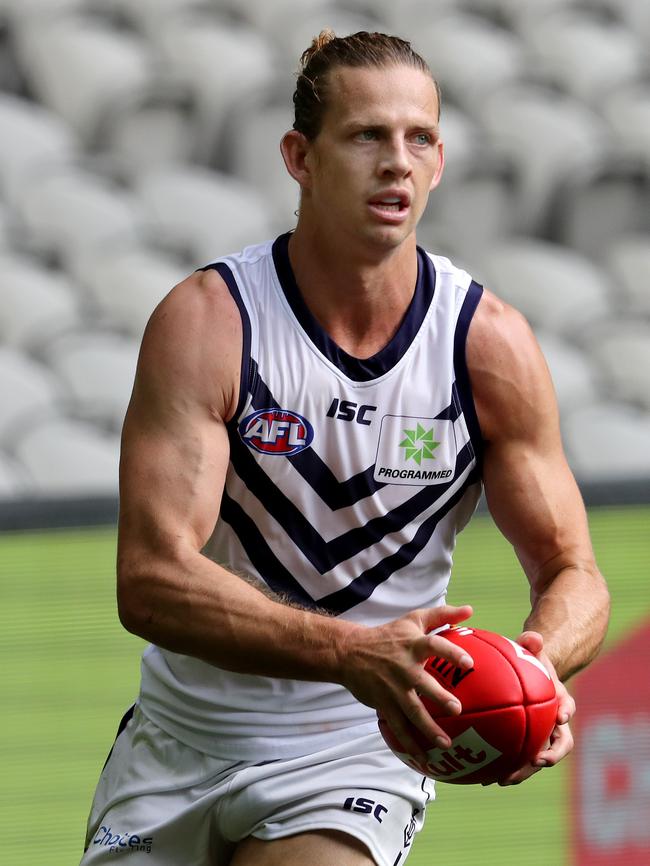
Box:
[466,288,556,441]
[200,236,277,273]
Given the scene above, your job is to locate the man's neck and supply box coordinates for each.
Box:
[287,225,419,359]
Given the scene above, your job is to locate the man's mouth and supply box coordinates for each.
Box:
[373,197,404,212]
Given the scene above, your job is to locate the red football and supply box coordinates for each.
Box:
[378,626,559,784]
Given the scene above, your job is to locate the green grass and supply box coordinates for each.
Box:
[1,506,648,866]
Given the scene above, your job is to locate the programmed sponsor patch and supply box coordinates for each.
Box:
[373,415,457,485]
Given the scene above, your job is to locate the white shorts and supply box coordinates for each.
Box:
[80,705,435,866]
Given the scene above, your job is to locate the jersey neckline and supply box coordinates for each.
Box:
[271,231,436,382]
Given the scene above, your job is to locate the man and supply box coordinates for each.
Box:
[81,31,610,866]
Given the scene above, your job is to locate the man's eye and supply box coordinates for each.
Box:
[358,130,378,141]
[414,133,431,145]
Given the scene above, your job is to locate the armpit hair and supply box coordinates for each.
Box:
[226,565,334,617]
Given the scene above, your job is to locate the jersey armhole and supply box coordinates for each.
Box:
[199,262,252,424]
[453,280,485,468]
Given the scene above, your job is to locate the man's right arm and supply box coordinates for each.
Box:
[116,268,472,758]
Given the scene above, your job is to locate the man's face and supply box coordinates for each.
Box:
[301,63,444,251]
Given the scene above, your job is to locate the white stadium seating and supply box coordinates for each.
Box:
[475,238,613,335]
[0,94,80,205]
[224,93,299,233]
[476,85,610,233]
[535,331,601,413]
[413,13,527,111]
[0,348,63,444]
[606,235,650,315]
[134,165,275,265]
[563,402,650,482]
[153,14,275,161]
[522,9,645,107]
[69,243,188,339]
[585,322,650,411]
[12,13,155,143]
[13,165,145,267]
[0,253,82,350]
[41,331,140,431]
[602,86,650,172]
[11,416,120,496]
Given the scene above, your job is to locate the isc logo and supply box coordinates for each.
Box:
[326,398,377,425]
[342,796,388,823]
[239,408,314,455]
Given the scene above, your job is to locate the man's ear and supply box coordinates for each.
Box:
[281,130,313,189]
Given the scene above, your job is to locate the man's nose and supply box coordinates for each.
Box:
[378,136,412,177]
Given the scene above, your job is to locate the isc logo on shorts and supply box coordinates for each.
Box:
[239,408,314,455]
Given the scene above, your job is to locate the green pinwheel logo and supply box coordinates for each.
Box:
[399,423,440,465]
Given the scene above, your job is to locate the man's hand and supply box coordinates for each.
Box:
[492,630,576,786]
[339,604,474,763]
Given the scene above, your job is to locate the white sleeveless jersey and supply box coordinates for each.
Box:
[139,232,484,760]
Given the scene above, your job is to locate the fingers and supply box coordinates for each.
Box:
[420,604,473,634]
[492,718,575,786]
[556,688,576,725]
[382,690,455,763]
[413,629,474,668]
[535,718,575,767]
[515,630,544,655]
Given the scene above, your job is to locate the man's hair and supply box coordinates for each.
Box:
[293,29,441,140]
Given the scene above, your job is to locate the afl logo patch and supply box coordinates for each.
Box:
[239,408,314,455]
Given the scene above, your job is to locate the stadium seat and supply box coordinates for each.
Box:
[13,165,145,268]
[12,13,154,143]
[0,0,92,20]
[606,235,650,316]
[436,103,482,185]
[620,0,650,43]
[420,166,518,261]
[69,244,188,339]
[475,238,612,335]
[270,7,383,74]
[0,93,79,205]
[535,331,601,413]
[98,97,198,182]
[476,85,610,233]
[154,14,275,162]
[239,0,337,40]
[0,347,63,444]
[550,167,650,263]
[413,13,527,111]
[0,450,31,497]
[562,402,650,482]
[0,253,81,351]
[223,92,298,233]
[134,165,275,265]
[106,0,215,38]
[11,416,120,496]
[597,0,650,45]
[585,322,650,411]
[42,331,140,431]
[521,9,645,107]
[373,0,477,43]
[602,86,650,172]
[461,0,572,31]
[0,202,13,249]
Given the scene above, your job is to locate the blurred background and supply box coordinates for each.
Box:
[0,0,648,864]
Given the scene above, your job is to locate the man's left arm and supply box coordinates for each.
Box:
[466,289,611,784]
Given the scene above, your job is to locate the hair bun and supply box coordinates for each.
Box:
[299,28,337,71]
